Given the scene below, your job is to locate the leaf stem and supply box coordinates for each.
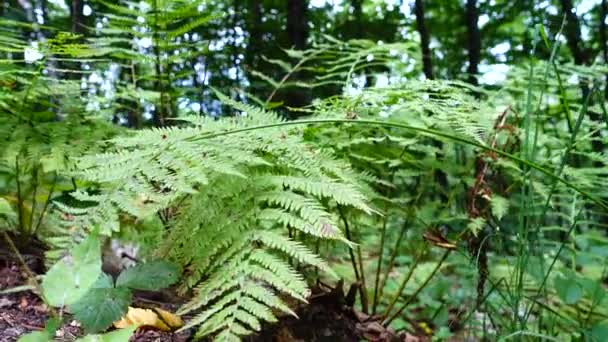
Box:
[188,118,607,211]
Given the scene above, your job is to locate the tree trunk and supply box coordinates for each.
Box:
[244,0,263,99]
[287,0,308,50]
[351,0,363,38]
[414,0,433,80]
[285,0,310,116]
[231,0,242,88]
[465,0,481,85]
[600,0,607,98]
[246,0,262,72]
[560,0,590,66]
[70,0,84,35]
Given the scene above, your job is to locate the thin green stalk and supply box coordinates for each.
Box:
[265,50,324,105]
[538,69,597,218]
[372,146,409,315]
[371,215,388,315]
[188,118,608,211]
[355,243,368,313]
[522,205,583,323]
[383,249,451,326]
[28,166,38,235]
[513,33,537,327]
[599,97,608,127]
[499,330,560,342]
[583,262,608,327]
[376,216,410,306]
[539,22,572,133]
[15,157,25,233]
[532,21,567,158]
[337,205,365,311]
[32,172,57,235]
[382,244,426,318]
[459,278,504,331]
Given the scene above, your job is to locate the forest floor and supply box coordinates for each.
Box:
[0,258,426,342]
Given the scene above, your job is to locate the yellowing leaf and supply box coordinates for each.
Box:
[113,306,183,332]
[153,307,184,329]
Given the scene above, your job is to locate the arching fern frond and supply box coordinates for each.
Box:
[62,90,372,340]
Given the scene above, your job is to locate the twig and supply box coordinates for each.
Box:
[1,231,58,317]
[3,232,36,281]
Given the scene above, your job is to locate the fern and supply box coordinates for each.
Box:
[62,91,372,340]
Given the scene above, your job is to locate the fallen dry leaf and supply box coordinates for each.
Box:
[154,307,184,329]
[114,306,183,332]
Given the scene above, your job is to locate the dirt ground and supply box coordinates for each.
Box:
[1,259,428,342]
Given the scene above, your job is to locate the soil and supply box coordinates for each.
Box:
[247,281,426,342]
[0,260,189,342]
[0,260,426,342]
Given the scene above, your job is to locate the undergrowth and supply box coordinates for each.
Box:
[1,2,607,341]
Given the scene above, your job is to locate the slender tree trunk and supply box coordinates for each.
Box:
[152,0,169,126]
[600,0,607,98]
[414,0,433,80]
[285,0,310,116]
[231,0,241,88]
[559,0,591,98]
[465,0,481,85]
[352,0,363,38]
[414,0,448,201]
[560,0,589,66]
[70,0,84,35]
[287,0,308,50]
[246,0,262,73]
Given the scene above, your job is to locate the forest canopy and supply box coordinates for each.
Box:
[1,0,608,341]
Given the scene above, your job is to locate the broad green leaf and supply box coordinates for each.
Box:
[579,277,606,302]
[17,331,50,342]
[16,317,61,341]
[116,260,179,290]
[42,234,102,307]
[70,273,131,333]
[75,326,137,342]
[554,276,583,305]
[588,321,608,342]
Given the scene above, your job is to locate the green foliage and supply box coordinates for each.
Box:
[69,260,179,333]
[60,94,371,339]
[1,0,608,340]
[16,318,61,342]
[41,233,178,333]
[17,332,50,342]
[116,260,179,290]
[73,326,137,342]
[42,234,102,307]
[69,273,132,333]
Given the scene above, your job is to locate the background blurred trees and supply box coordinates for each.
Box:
[1,0,606,123]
